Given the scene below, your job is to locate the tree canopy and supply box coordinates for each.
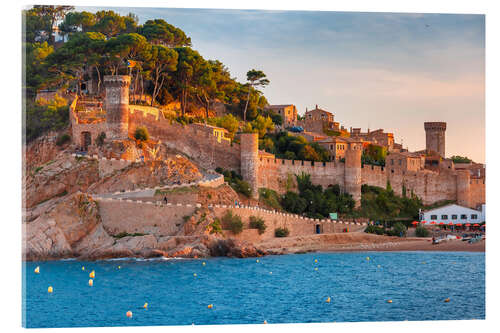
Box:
[23,7,274,142]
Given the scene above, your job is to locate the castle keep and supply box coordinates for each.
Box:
[424,122,446,157]
[70,75,485,211]
[104,75,131,140]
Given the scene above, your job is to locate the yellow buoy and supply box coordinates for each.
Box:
[387,300,393,303]
[34,266,40,274]
[366,257,370,261]
[256,259,259,263]
[314,259,318,263]
[326,297,331,303]
[202,262,206,266]
[269,272,272,275]
[444,298,450,303]
[377,265,381,268]
[118,266,121,269]
[314,267,318,271]
[207,304,213,309]
[48,286,53,293]
[126,311,132,318]
[193,273,197,277]
[263,320,268,324]
[89,270,95,279]
[143,302,148,309]
[88,279,93,287]
[82,266,85,271]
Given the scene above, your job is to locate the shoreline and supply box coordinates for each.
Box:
[23,238,485,262]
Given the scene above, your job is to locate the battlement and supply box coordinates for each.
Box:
[424,122,447,131]
[103,75,131,87]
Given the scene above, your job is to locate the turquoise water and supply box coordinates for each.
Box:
[23,252,485,328]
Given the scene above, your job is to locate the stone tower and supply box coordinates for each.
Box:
[456,169,471,208]
[240,133,259,199]
[104,75,131,140]
[344,140,363,207]
[424,122,446,157]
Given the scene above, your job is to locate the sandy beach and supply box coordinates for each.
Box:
[259,233,485,255]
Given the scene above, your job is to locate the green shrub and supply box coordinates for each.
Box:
[208,218,223,234]
[221,210,243,234]
[275,227,290,237]
[96,132,106,146]
[364,225,385,235]
[217,167,251,197]
[134,126,150,141]
[258,188,282,210]
[56,133,71,146]
[249,216,267,235]
[415,225,430,237]
[392,222,407,237]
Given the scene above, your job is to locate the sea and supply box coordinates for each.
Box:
[23,251,485,328]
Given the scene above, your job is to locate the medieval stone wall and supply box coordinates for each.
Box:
[69,96,107,149]
[361,164,387,188]
[470,178,485,209]
[128,110,241,172]
[257,156,346,195]
[98,199,195,236]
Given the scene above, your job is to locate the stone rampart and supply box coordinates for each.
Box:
[128,110,241,172]
[93,198,366,242]
[257,156,345,194]
[97,199,195,236]
[361,164,387,188]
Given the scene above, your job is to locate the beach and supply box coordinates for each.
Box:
[258,233,485,255]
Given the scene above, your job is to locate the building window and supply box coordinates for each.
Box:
[451,215,457,220]
[441,215,448,220]
[460,214,467,219]
[391,159,394,165]
[399,160,402,166]
[431,215,437,220]
[471,214,478,220]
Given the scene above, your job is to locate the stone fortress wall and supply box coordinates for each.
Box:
[127,110,241,172]
[95,197,366,242]
[71,75,484,210]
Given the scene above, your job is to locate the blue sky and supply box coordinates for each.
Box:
[79,7,485,162]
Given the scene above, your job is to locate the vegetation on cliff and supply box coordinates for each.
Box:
[24,6,273,142]
[260,131,331,162]
[355,184,422,221]
[450,155,473,164]
[362,144,387,166]
[281,173,355,219]
[215,167,252,197]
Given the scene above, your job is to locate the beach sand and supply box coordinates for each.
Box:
[259,233,485,254]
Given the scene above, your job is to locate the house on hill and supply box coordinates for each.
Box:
[297,105,340,134]
[265,104,298,127]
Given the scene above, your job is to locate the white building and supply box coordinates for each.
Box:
[420,204,485,224]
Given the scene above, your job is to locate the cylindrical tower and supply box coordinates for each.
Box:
[344,141,362,207]
[104,75,131,140]
[456,169,471,208]
[424,122,446,157]
[240,133,259,199]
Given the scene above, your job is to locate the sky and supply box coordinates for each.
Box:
[79,7,485,163]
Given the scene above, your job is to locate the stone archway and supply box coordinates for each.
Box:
[81,131,91,151]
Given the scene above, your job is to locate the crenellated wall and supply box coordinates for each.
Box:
[70,88,484,209]
[361,164,387,188]
[257,156,345,195]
